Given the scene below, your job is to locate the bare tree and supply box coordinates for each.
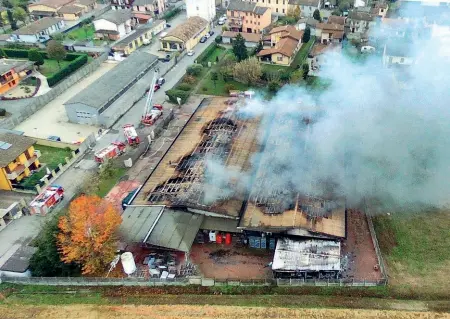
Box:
[233,56,262,86]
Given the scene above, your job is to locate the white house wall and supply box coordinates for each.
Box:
[186,0,216,22]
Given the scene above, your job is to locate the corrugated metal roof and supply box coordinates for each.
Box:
[200,216,239,233]
[119,206,164,243]
[272,238,341,272]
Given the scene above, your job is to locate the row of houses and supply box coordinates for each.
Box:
[28,0,97,21]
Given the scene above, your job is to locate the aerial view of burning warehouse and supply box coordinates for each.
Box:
[120,97,347,280]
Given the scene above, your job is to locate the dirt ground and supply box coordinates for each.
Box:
[0,305,448,319]
[190,243,273,280]
[341,210,383,281]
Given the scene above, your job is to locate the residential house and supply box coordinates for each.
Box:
[226,0,272,34]
[93,10,133,40]
[234,0,288,15]
[347,10,375,34]
[10,17,65,43]
[160,16,209,51]
[112,25,153,55]
[316,23,344,44]
[298,17,319,36]
[371,3,388,18]
[64,51,158,126]
[0,59,34,96]
[186,0,216,22]
[258,26,303,65]
[382,40,415,67]
[28,0,97,20]
[327,15,347,26]
[289,0,321,18]
[308,43,340,72]
[111,0,134,10]
[132,0,166,23]
[222,31,262,47]
[269,25,303,46]
[0,133,41,191]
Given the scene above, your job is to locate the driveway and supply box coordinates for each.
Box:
[14,62,117,143]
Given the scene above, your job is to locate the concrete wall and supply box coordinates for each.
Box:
[34,138,79,150]
[0,53,108,130]
[65,103,99,125]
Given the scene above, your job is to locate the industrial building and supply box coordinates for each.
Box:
[120,97,347,278]
[64,51,158,126]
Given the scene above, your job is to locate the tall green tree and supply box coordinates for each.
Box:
[252,40,264,56]
[302,26,311,43]
[313,9,322,22]
[302,63,310,80]
[46,40,67,69]
[28,49,44,69]
[29,212,81,277]
[232,33,248,62]
[12,7,26,25]
[6,9,17,30]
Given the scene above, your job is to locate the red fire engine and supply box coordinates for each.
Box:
[123,124,140,145]
[30,185,64,216]
[94,142,126,163]
[141,71,163,126]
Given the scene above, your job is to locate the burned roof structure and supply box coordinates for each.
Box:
[126,98,346,247]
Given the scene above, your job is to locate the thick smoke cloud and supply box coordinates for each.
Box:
[204,28,450,213]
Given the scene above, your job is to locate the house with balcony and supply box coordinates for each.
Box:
[111,0,134,10]
[93,9,133,40]
[316,23,344,44]
[258,26,303,66]
[0,134,41,191]
[226,0,272,34]
[132,0,166,24]
[28,0,97,20]
[0,59,34,96]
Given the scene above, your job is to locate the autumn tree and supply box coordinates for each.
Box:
[233,56,262,86]
[47,40,67,69]
[232,33,248,62]
[57,195,122,275]
[287,5,301,21]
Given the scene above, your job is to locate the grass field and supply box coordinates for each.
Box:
[204,46,226,63]
[66,24,94,41]
[0,304,447,319]
[20,145,72,187]
[95,167,127,197]
[39,60,72,78]
[373,210,450,297]
[198,74,249,96]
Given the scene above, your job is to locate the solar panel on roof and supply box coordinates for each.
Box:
[0,141,12,150]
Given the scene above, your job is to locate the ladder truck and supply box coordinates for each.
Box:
[141,70,163,126]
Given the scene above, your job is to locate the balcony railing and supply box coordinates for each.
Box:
[25,150,41,167]
[229,21,243,27]
[6,164,26,180]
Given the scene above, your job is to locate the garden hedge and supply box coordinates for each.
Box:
[166,89,191,105]
[196,43,218,64]
[1,48,88,87]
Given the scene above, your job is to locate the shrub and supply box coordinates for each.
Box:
[166,89,191,105]
[196,43,218,63]
[280,70,292,82]
[47,54,88,87]
[215,35,222,44]
[0,108,6,116]
[224,84,236,93]
[177,83,192,91]
[183,75,197,84]
[268,81,281,93]
[186,63,203,77]
[201,86,208,92]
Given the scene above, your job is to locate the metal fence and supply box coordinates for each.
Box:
[1,276,387,287]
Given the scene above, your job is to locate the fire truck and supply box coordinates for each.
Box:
[94,142,126,163]
[123,124,140,145]
[141,71,163,126]
[30,185,65,216]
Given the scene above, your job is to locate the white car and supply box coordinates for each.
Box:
[187,50,194,56]
[205,32,211,38]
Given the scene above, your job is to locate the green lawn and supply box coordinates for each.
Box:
[197,74,249,96]
[262,63,289,73]
[39,59,71,77]
[95,167,127,197]
[66,24,95,41]
[20,145,73,187]
[290,37,315,70]
[373,211,450,297]
[205,46,227,63]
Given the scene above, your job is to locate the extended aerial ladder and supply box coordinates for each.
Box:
[141,70,163,126]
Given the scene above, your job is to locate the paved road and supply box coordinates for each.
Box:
[94,23,222,151]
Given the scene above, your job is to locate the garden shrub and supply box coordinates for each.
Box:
[186,64,203,77]
[224,84,236,93]
[177,83,192,91]
[166,89,191,105]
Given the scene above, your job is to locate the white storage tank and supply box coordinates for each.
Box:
[121,252,136,275]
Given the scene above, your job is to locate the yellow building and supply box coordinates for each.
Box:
[0,134,41,191]
[112,26,154,56]
[258,25,303,66]
[0,59,34,95]
[161,16,209,52]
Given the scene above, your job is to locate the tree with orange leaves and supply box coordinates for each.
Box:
[57,195,122,275]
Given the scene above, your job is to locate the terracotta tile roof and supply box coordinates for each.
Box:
[163,16,208,42]
[310,43,341,56]
[29,0,73,9]
[327,16,346,25]
[317,23,344,31]
[258,37,300,58]
[58,4,83,13]
[270,25,303,41]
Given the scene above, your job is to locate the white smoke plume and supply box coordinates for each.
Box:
[203,21,450,212]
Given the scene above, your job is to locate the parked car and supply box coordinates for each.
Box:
[218,18,225,25]
[200,36,207,43]
[187,50,194,56]
[47,136,61,142]
[205,32,211,39]
[208,30,215,36]
[154,84,161,92]
[158,54,171,62]
[165,23,171,28]
[361,45,376,53]
[157,77,165,85]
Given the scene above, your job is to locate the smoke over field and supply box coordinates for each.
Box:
[205,31,450,212]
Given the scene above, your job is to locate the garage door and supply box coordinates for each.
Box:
[76,111,95,124]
